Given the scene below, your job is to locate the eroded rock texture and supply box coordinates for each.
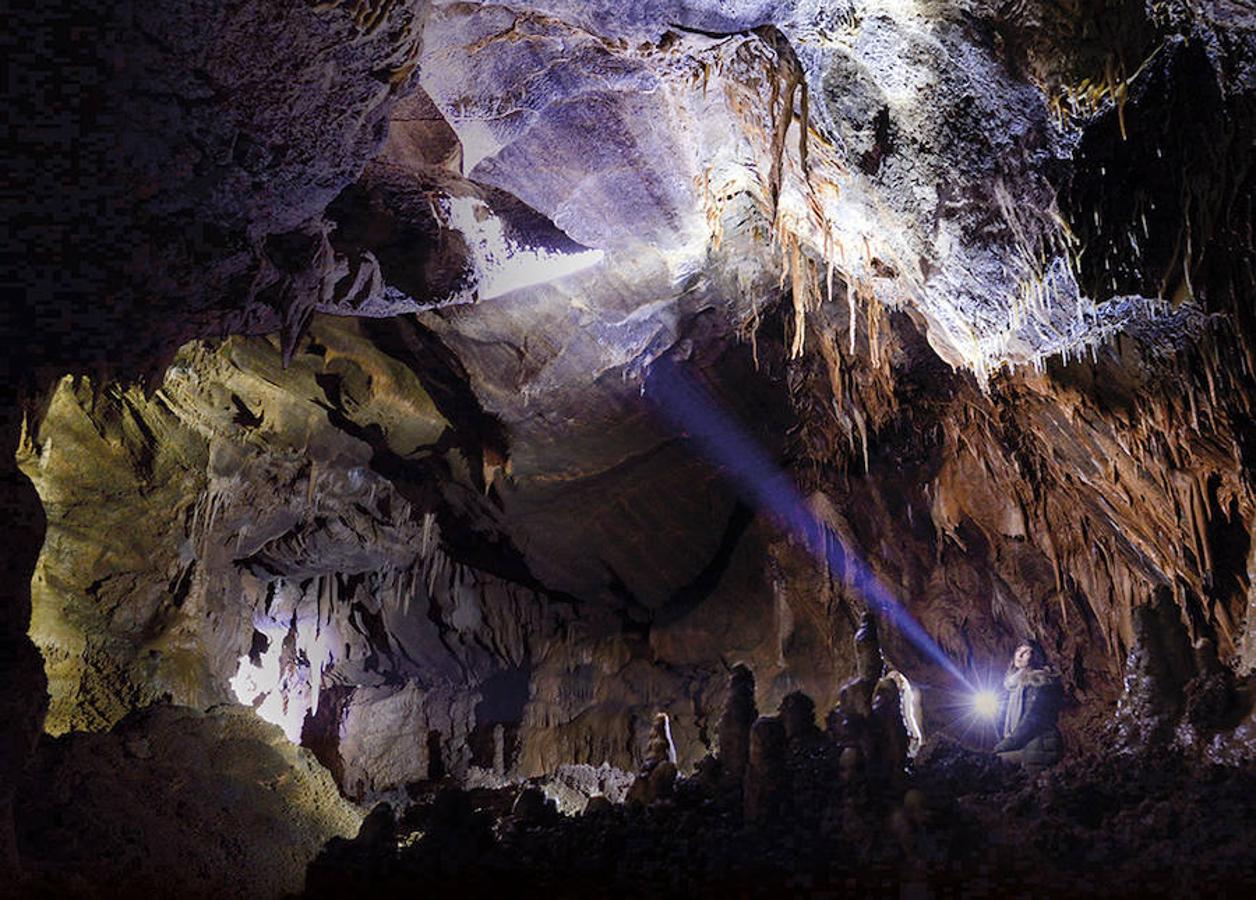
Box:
[16,312,859,800]
[6,0,1256,894]
[15,705,361,898]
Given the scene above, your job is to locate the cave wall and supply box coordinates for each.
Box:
[771,0,1256,744]
[24,269,1256,787]
[6,1,1256,882]
[0,409,48,872]
[4,0,435,869]
[19,312,876,799]
[779,296,1254,745]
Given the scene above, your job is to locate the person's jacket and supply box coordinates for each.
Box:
[994,666,1062,753]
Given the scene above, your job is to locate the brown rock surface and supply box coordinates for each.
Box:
[15,704,361,899]
[4,0,1256,892]
[742,714,787,822]
[717,664,758,781]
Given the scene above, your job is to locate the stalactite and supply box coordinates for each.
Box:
[307,461,318,512]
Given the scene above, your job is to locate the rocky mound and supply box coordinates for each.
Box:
[14,705,362,899]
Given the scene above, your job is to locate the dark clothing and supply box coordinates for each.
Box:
[995,667,1063,771]
[997,732,1062,770]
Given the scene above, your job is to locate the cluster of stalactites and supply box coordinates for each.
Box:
[229,511,453,744]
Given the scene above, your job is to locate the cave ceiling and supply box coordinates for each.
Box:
[5,0,1256,865]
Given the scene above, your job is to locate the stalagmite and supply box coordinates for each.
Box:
[743,715,787,823]
[1112,589,1198,749]
[870,678,909,780]
[779,690,821,747]
[717,665,758,782]
[8,0,1256,894]
[626,713,679,807]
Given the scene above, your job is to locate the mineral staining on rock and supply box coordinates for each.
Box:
[7,0,1256,893]
[20,318,525,795]
[20,318,445,737]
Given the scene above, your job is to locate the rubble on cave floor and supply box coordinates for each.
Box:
[301,735,1256,898]
[303,728,1256,893]
[303,643,1256,899]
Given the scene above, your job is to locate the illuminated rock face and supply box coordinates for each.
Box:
[18,316,851,797]
[5,0,1256,885]
[19,304,1256,799]
[416,0,1170,378]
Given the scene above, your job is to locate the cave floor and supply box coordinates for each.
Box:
[302,739,1256,900]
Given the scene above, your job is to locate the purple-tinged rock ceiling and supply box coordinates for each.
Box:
[5,0,1256,894]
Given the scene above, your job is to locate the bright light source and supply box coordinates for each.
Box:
[972,689,999,719]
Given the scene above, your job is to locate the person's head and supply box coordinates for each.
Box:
[1012,639,1047,670]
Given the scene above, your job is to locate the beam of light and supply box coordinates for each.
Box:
[644,356,972,689]
[444,195,605,300]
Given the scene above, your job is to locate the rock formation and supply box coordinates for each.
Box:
[717,665,759,782]
[743,715,788,823]
[626,713,679,807]
[1111,587,1200,749]
[14,705,361,898]
[779,690,821,748]
[870,678,910,780]
[5,0,1256,894]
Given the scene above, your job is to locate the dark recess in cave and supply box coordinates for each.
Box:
[5,0,1256,897]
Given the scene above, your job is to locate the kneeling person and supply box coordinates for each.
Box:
[995,639,1063,772]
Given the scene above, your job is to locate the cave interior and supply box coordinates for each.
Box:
[5,0,1256,896]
